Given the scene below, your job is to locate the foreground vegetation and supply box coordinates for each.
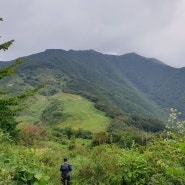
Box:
[1,113,185,185]
[1,71,185,184]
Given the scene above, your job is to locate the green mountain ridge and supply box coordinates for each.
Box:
[0,49,184,119]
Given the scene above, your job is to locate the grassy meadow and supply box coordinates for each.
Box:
[17,93,110,132]
[53,93,110,132]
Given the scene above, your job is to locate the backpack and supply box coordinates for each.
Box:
[61,163,69,179]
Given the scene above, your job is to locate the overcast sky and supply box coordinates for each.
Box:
[1,0,185,67]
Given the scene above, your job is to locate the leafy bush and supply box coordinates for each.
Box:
[0,132,52,185]
[18,124,47,146]
[117,148,148,184]
[52,127,92,140]
[76,145,123,185]
[41,99,66,125]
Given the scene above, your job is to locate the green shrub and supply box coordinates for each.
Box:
[0,136,52,185]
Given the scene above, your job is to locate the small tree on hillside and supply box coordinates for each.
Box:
[0,18,38,137]
[18,124,47,146]
[92,131,108,145]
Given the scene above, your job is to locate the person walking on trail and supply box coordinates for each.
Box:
[60,158,72,185]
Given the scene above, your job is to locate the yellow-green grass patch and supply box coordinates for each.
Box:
[54,93,110,132]
[16,95,50,124]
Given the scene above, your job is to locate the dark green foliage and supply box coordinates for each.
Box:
[127,115,165,132]
[0,84,42,137]
[0,59,22,80]
[1,49,185,133]
[107,116,160,147]
[0,36,24,136]
[0,40,14,51]
[0,49,169,119]
[0,18,14,52]
[41,99,66,125]
[75,128,92,139]
[52,127,92,140]
[0,98,18,136]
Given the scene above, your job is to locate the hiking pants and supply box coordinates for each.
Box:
[61,176,71,185]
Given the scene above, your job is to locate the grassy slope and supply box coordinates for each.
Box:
[53,93,110,132]
[17,95,50,124]
[17,93,110,132]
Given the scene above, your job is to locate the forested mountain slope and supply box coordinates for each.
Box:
[1,49,185,119]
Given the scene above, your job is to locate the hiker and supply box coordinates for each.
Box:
[60,158,72,185]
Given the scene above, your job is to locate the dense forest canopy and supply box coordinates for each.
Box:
[1,49,185,120]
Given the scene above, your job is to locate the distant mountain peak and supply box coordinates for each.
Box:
[148,58,169,66]
[1,48,185,119]
[29,48,170,67]
[120,52,168,66]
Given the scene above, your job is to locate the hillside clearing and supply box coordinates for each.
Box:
[17,93,110,132]
[53,93,110,132]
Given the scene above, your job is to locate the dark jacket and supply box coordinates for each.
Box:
[60,162,72,179]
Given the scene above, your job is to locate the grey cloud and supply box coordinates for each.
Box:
[1,0,185,67]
